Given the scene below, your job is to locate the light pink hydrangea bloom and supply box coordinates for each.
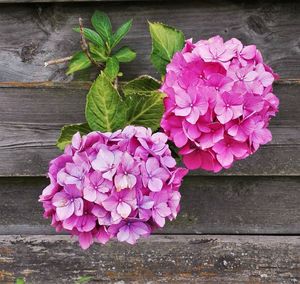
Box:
[39,126,188,249]
[161,36,279,172]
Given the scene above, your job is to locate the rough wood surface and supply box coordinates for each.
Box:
[1,176,299,235]
[0,0,146,2]
[0,1,299,81]
[0,235,299,283]
[0,81,299,176]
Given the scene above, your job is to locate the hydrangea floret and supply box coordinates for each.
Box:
[40,127,187,249]
[160,36,279,172]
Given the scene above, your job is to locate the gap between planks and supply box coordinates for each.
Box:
[0,78,299,89]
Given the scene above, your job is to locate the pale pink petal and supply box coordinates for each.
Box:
[114,174,129,191]
[217,108,233,124]
[56,203,74,220]
[91,205,108,218]
[117,202,132,218]
[213,140,227,154]
[131,222,150,236]
[95,227,110,244]
[152,212,166,227]
[174,130,188,147]
[175,92,191,107]
[244,71,257,81]
[186,107,200,124]
[152,167,170,180]
[62,215,78,230]
[146,158,160,174]
[161,156,176,168]
[241,45,256,60]
[102,195,118,211]
[231,105,243,119]
[174,107,192,117]
[148,178,163,192]
[126,232,139,244]
[126,174,137,189]
[156,203,172,218]
[140,197,154,209]
[214,104,226,116]
[52,192,69,207]
[73,198,84,216]
[83,186,97,202]
[230,142,249,158]
[217,150,233,167]
[194,45,213,61]
[117,225,130,242]
[260,72,274,87]
[71,132,81,149]
[198,133,213,149]
[102,169,116,181]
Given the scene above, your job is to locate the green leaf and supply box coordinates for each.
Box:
[122,75,161,96]
[91,10,112,43]
[75,276,93,284]
[15,278,25,284]
[66,51,92,75]
[111,19,132,49]
[73,27,104,47]
[122,75,164,130]
[104,57,119,81]
[125,91,164,131]
[89,43,107,62]
[86,72,126,132]
[149,22,185,75]
[114,46,136,63]
[56,123,91,150]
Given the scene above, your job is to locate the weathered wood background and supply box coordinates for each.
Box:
[0,0,299,283]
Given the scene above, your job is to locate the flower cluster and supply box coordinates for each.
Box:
[161,36,279,172]
[39,126,187,249]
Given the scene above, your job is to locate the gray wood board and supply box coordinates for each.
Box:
[0,1,299,81]
[0,0,149,2]
[1,176,299,235]
[0,235,299,283]
[0,81,299,176]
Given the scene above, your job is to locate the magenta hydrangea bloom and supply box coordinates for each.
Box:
[161,36,279,172]
[39,126,187,249]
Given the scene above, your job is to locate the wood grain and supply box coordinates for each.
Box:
[0,81,299,176]
[0,235,299,283]
[0,1,299,81]
[0,0,147,2]
[1,176,299,235]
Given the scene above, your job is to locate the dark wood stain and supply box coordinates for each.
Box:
[0,176,299,235]
[0,1,299,81]
[0,235,299,283]
[0,81,299,176]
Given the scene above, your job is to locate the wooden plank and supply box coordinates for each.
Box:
[0,235,299,283]
[0,81,299,176]
[0,0,147,2]
[0,1,299,81]
[1,176,299,235]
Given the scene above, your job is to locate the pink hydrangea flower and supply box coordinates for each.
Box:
[161,35,279,172]
[39,126,188,249]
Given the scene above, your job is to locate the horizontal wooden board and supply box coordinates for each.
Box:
[0,0,147,2]
[0,235,299,283]
[1,176,299,235]
[0,81,299,176]
[0,1,299,81]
